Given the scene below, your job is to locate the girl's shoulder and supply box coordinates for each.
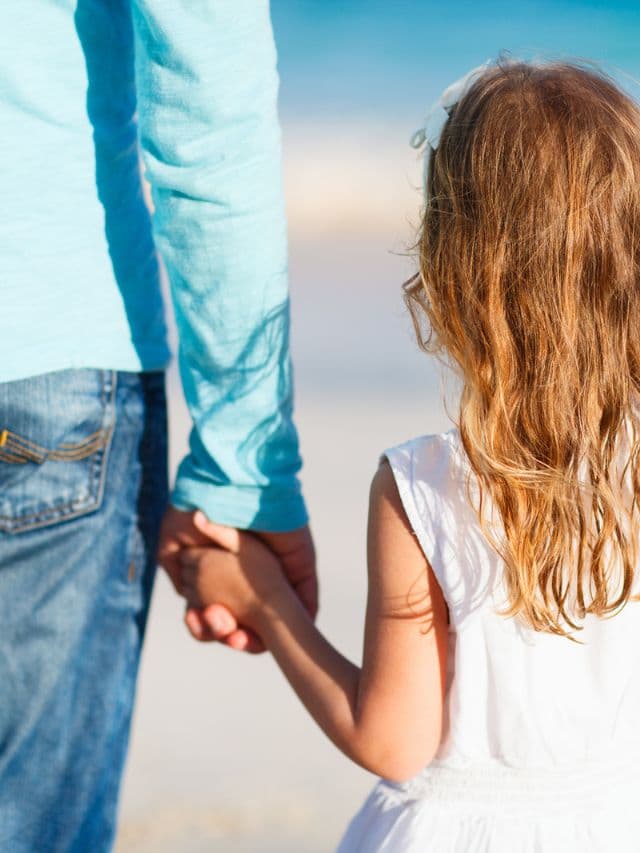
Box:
[381,427,499,626]
[381,425,475,573]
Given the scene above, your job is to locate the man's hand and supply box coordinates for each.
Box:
[157,506,249,649]
[157,506,317,653]
[157,506,219,594]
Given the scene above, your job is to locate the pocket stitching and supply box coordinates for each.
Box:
[0,370,118,532]
[0,428,109,464]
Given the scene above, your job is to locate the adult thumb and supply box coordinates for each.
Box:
[193,511,241,552]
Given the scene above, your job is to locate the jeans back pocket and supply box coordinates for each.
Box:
[0,369,116,533]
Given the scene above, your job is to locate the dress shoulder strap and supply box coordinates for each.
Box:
[384,430,504,628]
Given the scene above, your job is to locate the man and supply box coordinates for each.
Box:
[0,2,315,850]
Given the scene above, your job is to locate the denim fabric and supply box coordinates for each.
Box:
[0,368,168,852]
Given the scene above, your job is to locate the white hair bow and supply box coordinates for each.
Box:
[410,60,493,180]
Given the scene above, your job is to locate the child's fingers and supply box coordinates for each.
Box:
[184,607,206,640]
[223,628,266,655]
[193,511,241,553]
[200,603,238,638]
[184,606,235,643]
[198,606,266,654]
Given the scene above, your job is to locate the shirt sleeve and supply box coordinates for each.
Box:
[130,0,307,532]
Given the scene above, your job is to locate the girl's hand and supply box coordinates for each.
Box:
[179,531,289,633]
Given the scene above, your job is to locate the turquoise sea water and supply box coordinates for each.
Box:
[272,0,640,121]
[270,1,640,397]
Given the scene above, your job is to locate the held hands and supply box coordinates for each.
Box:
[179,525,290,637]
[157,506,317,652]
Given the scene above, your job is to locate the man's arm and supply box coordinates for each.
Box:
[131,0,307,532]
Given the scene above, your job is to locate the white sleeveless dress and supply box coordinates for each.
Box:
[337,428,640,852]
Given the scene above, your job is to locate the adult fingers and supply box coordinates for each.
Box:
[295,574,319,620]
[161,556,184,595]
[193,511,241,553]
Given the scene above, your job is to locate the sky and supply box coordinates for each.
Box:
[271,0,640,123]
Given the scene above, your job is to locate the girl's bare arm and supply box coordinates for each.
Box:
[189,460,450,781]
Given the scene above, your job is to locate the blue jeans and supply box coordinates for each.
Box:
[0,369,168,852]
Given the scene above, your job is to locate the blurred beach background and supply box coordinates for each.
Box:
[116,2,640,850]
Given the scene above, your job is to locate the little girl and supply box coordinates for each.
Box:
[180,59,640,851]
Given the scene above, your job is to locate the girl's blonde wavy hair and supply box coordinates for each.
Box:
[406,59,640,637]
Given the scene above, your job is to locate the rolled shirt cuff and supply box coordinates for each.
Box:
[171,475,309,533]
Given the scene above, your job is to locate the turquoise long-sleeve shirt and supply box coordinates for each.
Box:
[0,1,307,532]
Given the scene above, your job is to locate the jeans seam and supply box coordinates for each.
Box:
[89,370,117,524]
